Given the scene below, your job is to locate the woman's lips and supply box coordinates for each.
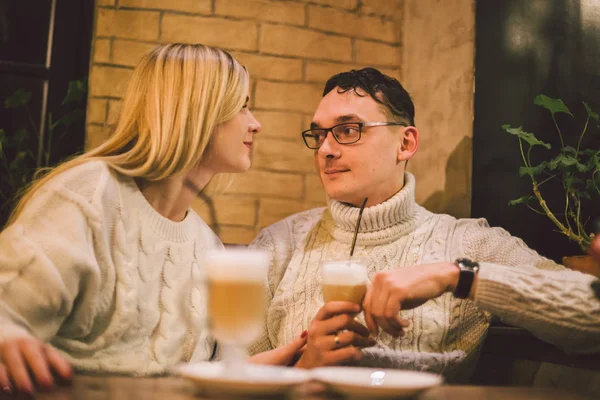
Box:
[244,142,253,149]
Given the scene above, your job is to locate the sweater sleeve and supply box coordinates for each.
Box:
[460,219,600,354]
[0,185,102,344]
[246,228,278,355]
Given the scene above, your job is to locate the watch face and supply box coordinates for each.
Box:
[457,258,473,268]
[456,258,479,271]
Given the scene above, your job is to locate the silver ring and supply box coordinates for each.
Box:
[334,334,341,348]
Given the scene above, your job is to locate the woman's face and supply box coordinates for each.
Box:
[201,97,261,174]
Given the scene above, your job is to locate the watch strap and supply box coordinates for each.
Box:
[453,258,479,299]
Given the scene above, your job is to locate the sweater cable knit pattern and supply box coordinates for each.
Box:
[0,161,218,375]
[249,172,600,382]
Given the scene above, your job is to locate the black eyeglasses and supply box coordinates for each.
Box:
[301,122,408,149]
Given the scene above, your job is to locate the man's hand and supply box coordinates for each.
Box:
[363,263,460,337]
[248,333,307,366]
[295,301,376,369]
[0,337,72,394]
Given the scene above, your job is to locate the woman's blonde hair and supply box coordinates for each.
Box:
[7,43,249,226]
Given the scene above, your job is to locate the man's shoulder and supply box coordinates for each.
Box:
[425,207,491,230]
[422,208,498,246]
[259,206,326,238]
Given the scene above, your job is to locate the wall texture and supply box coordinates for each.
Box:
[402,0,475,218]
[86,0,474,244]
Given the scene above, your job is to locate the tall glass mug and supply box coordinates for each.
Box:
[321,258,368,305]
[203,249,269,369]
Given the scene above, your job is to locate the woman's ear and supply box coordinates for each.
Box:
[397,126,419,161]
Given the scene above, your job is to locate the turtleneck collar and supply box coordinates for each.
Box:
[324,172,426,246]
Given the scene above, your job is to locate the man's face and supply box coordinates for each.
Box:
[311,88,414,207]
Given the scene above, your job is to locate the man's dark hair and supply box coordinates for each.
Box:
[323,68,415,126]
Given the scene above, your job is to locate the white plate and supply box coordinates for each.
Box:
[312,367,443,399]
[174,362,310,396]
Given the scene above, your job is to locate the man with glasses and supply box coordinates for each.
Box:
[248,68,600,384]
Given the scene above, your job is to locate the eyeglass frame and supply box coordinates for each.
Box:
[301,121,408,149]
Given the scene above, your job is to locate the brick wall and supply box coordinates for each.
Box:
[86,0,403,244]
[402,0,475,219]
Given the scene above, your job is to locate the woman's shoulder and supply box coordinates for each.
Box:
[46,160,114,193]
[39,160,125,215]
[14,160,122,228]
[183,209,224,250]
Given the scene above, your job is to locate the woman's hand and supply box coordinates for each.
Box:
[248,333,307,366]
[0,336,72,394]
[295,301,376,369]
[363,263,459,337]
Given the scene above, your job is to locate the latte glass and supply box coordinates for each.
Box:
[321,258,368,305]
[203,249,269,369]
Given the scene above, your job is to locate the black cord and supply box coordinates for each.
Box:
[350,198,368,257]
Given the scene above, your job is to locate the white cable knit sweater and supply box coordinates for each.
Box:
[248,172,600,381]
[0,161,218,375]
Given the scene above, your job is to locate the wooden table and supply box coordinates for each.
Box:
[1,375,589,400]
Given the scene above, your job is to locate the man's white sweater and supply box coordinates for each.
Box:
[249,173,600,381]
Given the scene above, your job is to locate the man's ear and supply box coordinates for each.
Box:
[397,126,419,161]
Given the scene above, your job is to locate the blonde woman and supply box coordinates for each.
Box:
[0,44,306,395]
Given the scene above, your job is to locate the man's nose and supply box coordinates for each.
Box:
[318,131,340,158]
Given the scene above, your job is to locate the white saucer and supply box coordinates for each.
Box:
[312,367,443,399]
[174,362,310,396]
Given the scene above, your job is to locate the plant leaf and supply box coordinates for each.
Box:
[583,102,599,121]
[564,174,586,191]
[4,89,32,109]
[578,191,592,200]
[51,109,84,130]
[562,146,578,156]
[576,161,589,173]
[586,178,600,195]
[62,80,86,106]
[9,151,27,170]
[587,151,600,171]
[14,127,29,149]
[502,125,552,149]
[582,149,600,157]
[534,94,573,116]
[509,195,535,206]
[519,161,549,177]
[548,153,588,172]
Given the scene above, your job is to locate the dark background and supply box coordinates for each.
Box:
[473,0,600,262]
[0,0,94,224]
[0,0,94,165]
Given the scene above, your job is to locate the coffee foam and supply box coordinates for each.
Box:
[203,249,269,282]
[321,260,367,285]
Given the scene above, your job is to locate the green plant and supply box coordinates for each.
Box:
[0,80,86,222]
[503,95,600,253]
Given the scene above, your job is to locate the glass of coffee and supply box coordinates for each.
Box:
[203,248,269,370]
[321,258,368,304]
